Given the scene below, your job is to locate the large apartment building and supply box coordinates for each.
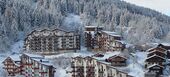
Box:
[84,26,126,52]
[98,31,126,52]
[3,53,56,77]
[84,26,103,50]
[71,56,132,77]
[24,28,81,55]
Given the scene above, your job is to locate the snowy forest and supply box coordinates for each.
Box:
[0,0,170,52]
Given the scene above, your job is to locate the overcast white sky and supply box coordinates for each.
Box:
[123,0,170,16]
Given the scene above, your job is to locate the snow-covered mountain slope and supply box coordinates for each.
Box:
[0,0,170,52]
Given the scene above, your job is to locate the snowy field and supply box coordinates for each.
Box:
[0,41,158,77]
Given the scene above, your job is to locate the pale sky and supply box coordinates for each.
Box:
[123,0,170,16]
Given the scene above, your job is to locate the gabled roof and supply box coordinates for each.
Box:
[158,43,170,50]
[147,50,166,55]
[2,54,22,67]
[147,47,167,52]
[146,54,165,60]
[9,54,21,62]
[108,55,127,60]
[147,64,164,69]
[23,53,44,59]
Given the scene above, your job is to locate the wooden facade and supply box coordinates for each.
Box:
[3,53,56,77]
[145,45,168,76]
[157,44,170,59]
[106,55,127,66]
[2,54,22,76]
[147,64,164,75]
[71,56,133,77]
[24,28,81,55]
[21,53,56,77]
[84,26,126,52]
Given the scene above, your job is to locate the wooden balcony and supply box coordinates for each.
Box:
[111,62,126,66]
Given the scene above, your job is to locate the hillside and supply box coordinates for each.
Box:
[0,0,170,52]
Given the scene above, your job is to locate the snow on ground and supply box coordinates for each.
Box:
[11,41,24,53]
[45,47,94,58]
[127,52,148,77]
[0,41,151,77]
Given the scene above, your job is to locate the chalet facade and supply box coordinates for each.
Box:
[145,44,169,76]
[106,55,127,66]
[3,53,56,77]
[84,26,126,52]
[71,56,132,77]
[21,53,56,77]
[2,54,22,76]
[24,28,81,55]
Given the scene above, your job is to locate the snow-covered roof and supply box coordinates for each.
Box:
[92,51,121,60]
[23,53,44,59]
[9,54,21,61]
[115,40,126,44]
[23,53,53,66]
[147,47,166,52]
[147,50,166,55]
[109,55,127,60]
[146,54,165,60]
[157,43,170,46]
[85,26,103,28]
[147,64,164,69]
[101,31,121,37]
[32,58,53,66]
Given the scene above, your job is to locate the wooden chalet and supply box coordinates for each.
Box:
[106,55,127,66]
[147,64,164,75]
[145,55,166,68]
[147,50,166,58]
[21,53,56,77]
[24,28,81,55]
[2,54,22,76]
[147,46,167,53]
[157,44,170,59]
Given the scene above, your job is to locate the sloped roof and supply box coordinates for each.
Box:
[108,55,127,60]
[147,64,164,69]
[147,50,166,55]
[146,54,165,60]
[23,53,44,59]
[147,47,166,52]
